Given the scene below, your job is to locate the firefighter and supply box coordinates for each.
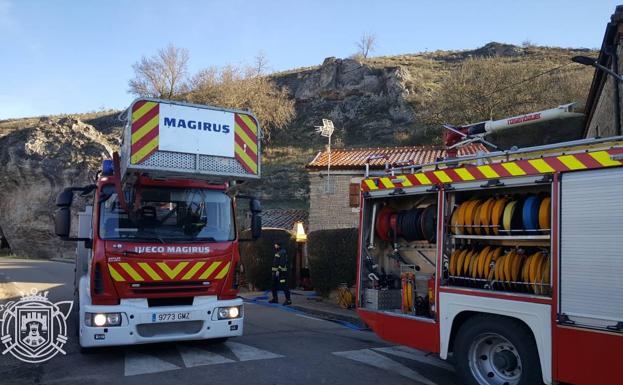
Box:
[269,242,291,305]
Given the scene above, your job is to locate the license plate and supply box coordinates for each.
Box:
[148,311,191,323]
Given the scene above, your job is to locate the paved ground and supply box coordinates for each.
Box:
[241,289,363,327]
[0,258,457,385]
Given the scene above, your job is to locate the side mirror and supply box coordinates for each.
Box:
[251,213,262,239]
[55,207,71,238]
[56,188,74,207]
[236,195,262,242]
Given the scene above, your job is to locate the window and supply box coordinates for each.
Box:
[322,177,336,195]
[349,183,360,207]
[98,185,234,242]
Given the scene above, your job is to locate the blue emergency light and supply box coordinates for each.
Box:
[102,160,114,176]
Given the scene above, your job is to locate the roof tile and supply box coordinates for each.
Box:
[261,209,308,230]
[306,144,488,169]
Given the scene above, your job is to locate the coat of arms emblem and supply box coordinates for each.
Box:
[0,288,73,363]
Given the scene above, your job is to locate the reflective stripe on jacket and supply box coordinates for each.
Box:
[272,249,288,274]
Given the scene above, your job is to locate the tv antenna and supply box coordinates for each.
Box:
[315,119,335,192]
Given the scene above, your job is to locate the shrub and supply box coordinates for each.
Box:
[239,229,296,290]
[307,228,358,296]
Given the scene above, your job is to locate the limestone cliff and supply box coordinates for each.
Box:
[0,117,115,258]
[271,57,417,147]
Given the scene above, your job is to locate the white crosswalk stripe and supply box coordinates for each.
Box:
[372,346,455,372]
[124,351,181,377]
[333,348,440,385]
[225,341,284,361]
[178,345,236,367]
[124,342,282,376]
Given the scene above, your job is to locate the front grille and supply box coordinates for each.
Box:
[130,281,212,295]
[148,297,194,307]
[133,281,209,288]
[137,321,203,337]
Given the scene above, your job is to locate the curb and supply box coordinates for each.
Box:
[51,258,74,264]
[289,304,365,329]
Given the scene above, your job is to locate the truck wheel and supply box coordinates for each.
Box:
[74,290,80,338]
[73,289,93,354]
[454,315,543,385]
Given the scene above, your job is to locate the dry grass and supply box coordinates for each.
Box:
[0,110,121,138]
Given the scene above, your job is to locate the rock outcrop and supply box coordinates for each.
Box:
[0,117,115,258]
[272,57,416,147]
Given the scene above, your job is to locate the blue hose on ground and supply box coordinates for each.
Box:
[242,292,368,331]
[249,290,320,302]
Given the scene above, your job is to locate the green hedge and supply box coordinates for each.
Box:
[308,228,358,296]
[239,229,296,290]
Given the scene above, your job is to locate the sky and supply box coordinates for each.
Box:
[0,0,620,119]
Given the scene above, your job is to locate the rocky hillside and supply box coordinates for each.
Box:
[271,57,415,147]
[0,116,116,258]
[0,43,597,257]
[269,42,595,148]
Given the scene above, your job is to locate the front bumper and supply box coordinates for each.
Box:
[79,296,243,348]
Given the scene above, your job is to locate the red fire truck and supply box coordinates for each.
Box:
[54,98,262,349]
[356,108,623,385]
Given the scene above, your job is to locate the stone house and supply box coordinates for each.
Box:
[305,144,487,233]
[259,209,309,288]
[585,6,623,138]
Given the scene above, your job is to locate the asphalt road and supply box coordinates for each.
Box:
[0,258,457,385]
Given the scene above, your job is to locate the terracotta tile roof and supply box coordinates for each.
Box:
[262,209,308,231]
[306,144,489,169]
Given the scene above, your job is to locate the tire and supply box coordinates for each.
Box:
[74,289,80,338]
[74,298,93,354]
[73,287,94,354]
[454,315,543,385]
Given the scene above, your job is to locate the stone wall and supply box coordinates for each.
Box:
[586,41,623,138]
[308,171,363,232]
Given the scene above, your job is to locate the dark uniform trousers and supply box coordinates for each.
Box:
[271,249,291,301]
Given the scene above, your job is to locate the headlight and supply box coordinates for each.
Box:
[86,312,122,327]
[229,307,239,318]
[93,314,107,327]
[106,313,121,325]
[216,306,242,320]
[218,308,230,319]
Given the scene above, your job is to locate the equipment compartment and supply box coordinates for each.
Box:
[443,183,552,296]
[360,192,438,319]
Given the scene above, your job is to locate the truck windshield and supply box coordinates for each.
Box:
[98,185,235,242]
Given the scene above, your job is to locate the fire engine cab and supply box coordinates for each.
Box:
[54,99,262,349]
[356,108,623,385]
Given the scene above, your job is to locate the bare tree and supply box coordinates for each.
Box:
[128,46,293,141]
[187,63,295,142]
[356,32,377,59]
[128,44,190,99]
[254,51,269,76]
